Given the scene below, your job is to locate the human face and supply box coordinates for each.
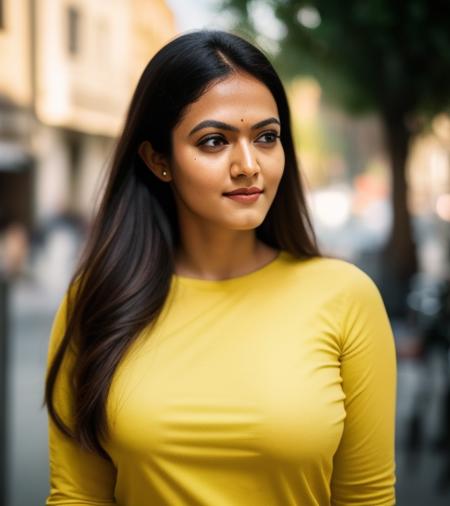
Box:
[168,71,285,232]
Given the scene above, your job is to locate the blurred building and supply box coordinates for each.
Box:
[0,0,176,231]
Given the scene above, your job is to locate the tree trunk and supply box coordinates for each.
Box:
[380,112,419,316]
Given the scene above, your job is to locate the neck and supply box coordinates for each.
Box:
[174,230,278,281]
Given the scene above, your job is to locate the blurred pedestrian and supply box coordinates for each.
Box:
[0,221,29,279]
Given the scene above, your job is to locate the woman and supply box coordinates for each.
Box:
[44,30,397,505]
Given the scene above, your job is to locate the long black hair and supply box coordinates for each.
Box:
[44,29,321,459]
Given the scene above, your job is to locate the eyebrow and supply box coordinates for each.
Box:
[188,117,281,136]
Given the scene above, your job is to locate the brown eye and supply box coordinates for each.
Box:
[256,131,280,144]
[198,135,228,148]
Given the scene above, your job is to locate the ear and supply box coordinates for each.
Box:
[138,141,172,182]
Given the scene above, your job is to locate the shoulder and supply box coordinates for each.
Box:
[281,251,377,295]
[278,252,387,321]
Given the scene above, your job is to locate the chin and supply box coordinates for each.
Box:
[227,216,266,230]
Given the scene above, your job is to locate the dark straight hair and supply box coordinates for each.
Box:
[44,29,321,459]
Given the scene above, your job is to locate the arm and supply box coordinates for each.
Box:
[46,291,117,505]
[330,267,397,506]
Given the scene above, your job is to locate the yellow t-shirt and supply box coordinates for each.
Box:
[46,250,397,506]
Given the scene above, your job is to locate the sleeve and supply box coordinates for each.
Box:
[330,267,397,506]
[46,290,118,505]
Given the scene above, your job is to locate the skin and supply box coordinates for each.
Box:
[138,71,285,280]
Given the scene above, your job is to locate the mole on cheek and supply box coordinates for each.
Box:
[240,118,244,122]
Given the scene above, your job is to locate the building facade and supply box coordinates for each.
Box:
[0,0,177,228]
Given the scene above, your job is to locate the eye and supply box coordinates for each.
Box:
[197,135,228,149]
[256,131,280,145]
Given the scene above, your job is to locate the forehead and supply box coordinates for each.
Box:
[175,72,279,131]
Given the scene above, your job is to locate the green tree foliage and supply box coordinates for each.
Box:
[223,0,450,314]
[224,0,450,118]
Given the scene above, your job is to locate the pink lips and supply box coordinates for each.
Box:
[223,186,263,203]
[224,186,262,195]
[224,192,262,203]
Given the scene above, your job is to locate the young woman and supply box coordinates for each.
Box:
[44,30,397,505]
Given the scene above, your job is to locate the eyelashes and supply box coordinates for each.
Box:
[197,136,223,148]
[197,131,281,149]
[256,132,281,144]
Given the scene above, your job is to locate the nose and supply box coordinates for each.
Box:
[231,140,260,177]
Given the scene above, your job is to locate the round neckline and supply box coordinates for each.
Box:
[172,250,289,289]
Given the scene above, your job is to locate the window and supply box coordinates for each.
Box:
[0,0,4,30]
[96,18,109,66]
[67,6,80,55]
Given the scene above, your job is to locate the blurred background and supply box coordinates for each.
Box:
[0,0,449,505]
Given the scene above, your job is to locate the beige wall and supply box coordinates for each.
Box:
[34,0,177,137]
[35,0,131,136]
[130,0,178,88]
[1,0,178,221]
[0,0,32,106]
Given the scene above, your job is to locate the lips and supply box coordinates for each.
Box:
[223,187,263,195]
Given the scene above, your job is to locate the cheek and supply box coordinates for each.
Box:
[172,150,224,195]
[264,148,285,185]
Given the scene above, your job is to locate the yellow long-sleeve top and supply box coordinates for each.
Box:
[46,250,397,506]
